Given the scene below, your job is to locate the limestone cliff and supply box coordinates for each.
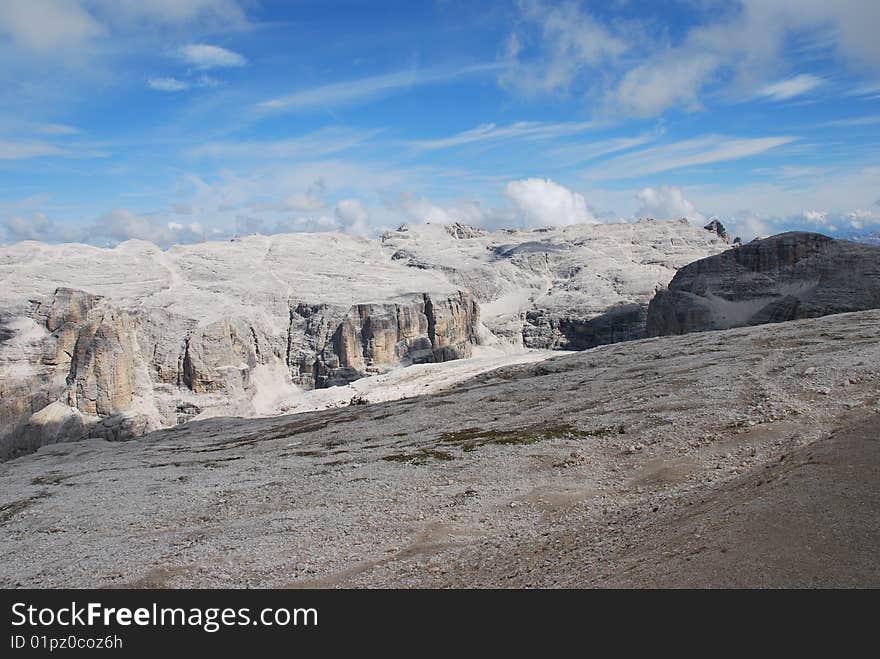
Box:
[0,286,480,459]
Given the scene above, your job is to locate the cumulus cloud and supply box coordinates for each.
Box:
[90,209,209,247]
[505,178,596,227]
[335,199,371,235]
[388,194,493,226]
[802,209,828,224]
[635,186,706,223]
[506,1,880,117]
[0,0,104,53]
[611,54,719,117]
[499,0,626,97]
[179,43,246,69]
[1,212,80,243]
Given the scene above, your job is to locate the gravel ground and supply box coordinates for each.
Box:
[1,310,878,588]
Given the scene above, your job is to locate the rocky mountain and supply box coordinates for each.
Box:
[380,218,725,348]
[0,220,725,458]
[646,231,880,336]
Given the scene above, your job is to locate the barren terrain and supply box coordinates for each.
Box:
[1,310,878,588]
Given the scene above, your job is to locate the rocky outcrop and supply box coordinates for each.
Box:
[703,218,729,244]
[523,303,647,350]
[0,284,480,458]
[289,292,479,388]
[646,232,880,336]
[0,289,158,460]
[443,222,487,239]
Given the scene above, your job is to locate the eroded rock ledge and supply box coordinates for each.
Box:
[0,288,479,459]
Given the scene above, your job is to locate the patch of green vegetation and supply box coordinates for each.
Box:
[380,423,615,466]
[436,423,612,452]
[382,448,456,465]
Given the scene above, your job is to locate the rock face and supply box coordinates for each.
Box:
[381,218,726,349]
[288,292,479,389]
[0,287,478,459]
[703,218,730,244]
[0,220,723,457]
[646,232,880,336]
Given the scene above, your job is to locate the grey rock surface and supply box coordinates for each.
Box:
[1,310,877,587]
[0,221,723,456]
[646,232,880,336]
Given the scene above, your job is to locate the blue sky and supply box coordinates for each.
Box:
[1,0,879,246]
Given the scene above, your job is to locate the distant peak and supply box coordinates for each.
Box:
[443,222,487,239]
[703,217,729,244]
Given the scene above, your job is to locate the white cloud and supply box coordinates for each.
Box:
[635,186,705,223]
[609,54,719,117]
[547,133,658,166]
[412,120,596,150]
[1,212,79,243]
[821,114,880,128]
[585,135,797,180]
[186,127,380,160]
[728,212,776,241]
[757,74,824,101]
[499,0,626,96]
[504,1,880,117]
[281,194,326,212]
[335,199,371,235]
[0,0,103,53]
[505,178,596,227]
[802,210,828,224]
[0,140,65,159]
[390,194,487,226]
[148,77,189,92]
[34,123,80,135]
[91,208,207,246]
[179,43,246,70]
[255,64,500,114]
[96,0,246,27]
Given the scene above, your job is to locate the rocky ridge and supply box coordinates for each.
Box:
[0,220,724,457]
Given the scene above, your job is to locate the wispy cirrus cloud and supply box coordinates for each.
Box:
[584,135,798,180]
[0,139,107,160]
[756,74,824,101]
[820,114,880,128]
[546,133,659,166]
[254,63,502,114]
[185,127,382,160]
[412,120,596,150]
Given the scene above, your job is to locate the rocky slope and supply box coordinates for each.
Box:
[646,232,880,336]
[0,220,724,457]
[1,310,876,587]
